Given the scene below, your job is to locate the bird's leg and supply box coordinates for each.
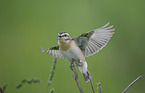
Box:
[71,58,77,62]
[70,58,77,72]
[70,61,74,72]
[70,58,82,71]
[76,59,82,66]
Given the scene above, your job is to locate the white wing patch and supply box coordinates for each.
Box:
[40,47,64,58]
[47,49,64,58]
[85,22,115,57]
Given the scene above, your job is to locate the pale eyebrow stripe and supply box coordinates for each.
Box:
[62,33,69,36]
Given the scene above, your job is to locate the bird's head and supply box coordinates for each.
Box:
[58,32,71,41]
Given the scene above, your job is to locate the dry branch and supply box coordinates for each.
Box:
[97,82,103,93]
[0,87,3,93]
[122,75,143,93]
[71,59,83,93]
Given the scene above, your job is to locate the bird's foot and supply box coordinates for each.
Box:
[70,58,82,70]
[70,62,74,71]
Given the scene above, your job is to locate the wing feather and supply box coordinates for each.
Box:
[73,22,115,57]
[85,23,114,57]
[40,45,64,58]
[89,41,97,51]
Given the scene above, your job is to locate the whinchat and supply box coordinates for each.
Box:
[41,23,115,82]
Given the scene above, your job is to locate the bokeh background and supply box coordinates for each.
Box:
[0,0,145,93]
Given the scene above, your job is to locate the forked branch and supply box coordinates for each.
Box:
[71,59,83,93]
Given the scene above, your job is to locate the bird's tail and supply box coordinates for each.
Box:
[78,61,91,82]
[82,71,91,82]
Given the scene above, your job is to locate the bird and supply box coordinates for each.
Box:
[41,22,115,82]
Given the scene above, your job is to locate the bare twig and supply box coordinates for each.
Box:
[90,78,95,93]
[97,82,103,93]
[71,59,83,93]
[0,87,3,93]
[122,75,143,93]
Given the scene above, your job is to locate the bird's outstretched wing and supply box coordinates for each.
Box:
[40,45,64,58]
[73,22,115,57]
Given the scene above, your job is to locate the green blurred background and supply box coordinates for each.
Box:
[0,0,145,93]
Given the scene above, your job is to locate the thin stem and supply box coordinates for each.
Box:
[97,82,103,93]
[46,58,57,93]
[48,58,57,86]
[16,78,41,89]
[122,75,143,93]
[49,88,54,93]
[71,59,83,93]
[0,87,3,93]
[90,78,95,93]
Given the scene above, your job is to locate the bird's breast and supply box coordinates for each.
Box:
[60,40,85,62]
[58,38,71,51]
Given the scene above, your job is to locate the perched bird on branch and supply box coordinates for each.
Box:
[41,23,115,82]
